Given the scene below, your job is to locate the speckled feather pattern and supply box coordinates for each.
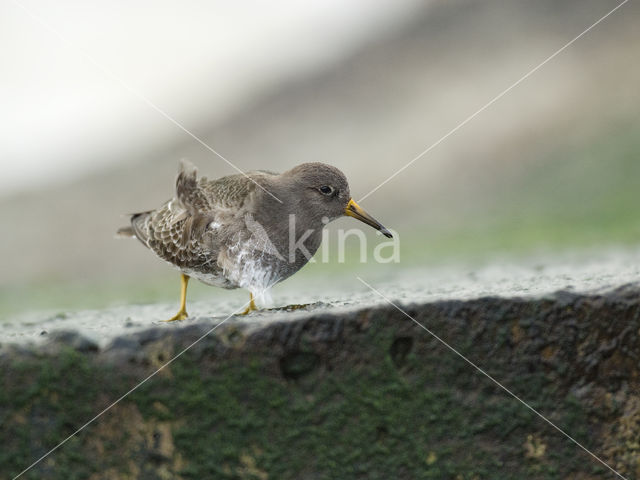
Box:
[129,162,272,289]
[121,160,353,299]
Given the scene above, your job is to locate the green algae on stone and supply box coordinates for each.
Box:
[1,288,639,479]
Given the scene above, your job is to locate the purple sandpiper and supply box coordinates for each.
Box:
[118,160,392,320]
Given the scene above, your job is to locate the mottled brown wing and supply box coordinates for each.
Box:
[140,203,214,269]
[126,161,271,271]
[176,159,269,211]
[175,159,211,213]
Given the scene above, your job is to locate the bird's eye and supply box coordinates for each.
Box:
[319,185,334,196]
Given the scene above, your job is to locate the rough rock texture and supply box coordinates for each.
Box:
[1,285,639,480]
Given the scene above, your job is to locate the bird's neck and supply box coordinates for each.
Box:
[253,183,325,262]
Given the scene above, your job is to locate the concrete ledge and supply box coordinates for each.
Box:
[1,285,639,479]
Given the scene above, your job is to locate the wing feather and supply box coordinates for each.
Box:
[118,160,277,274]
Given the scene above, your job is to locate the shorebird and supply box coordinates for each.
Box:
[118,160,392,320]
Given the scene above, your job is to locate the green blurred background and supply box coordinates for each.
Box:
[1,0,639,318]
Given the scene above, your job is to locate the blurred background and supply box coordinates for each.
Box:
[1,0,639,318]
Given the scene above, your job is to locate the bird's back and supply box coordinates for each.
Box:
[118,161,277,288]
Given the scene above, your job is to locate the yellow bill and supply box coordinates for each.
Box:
[345,198,392,238]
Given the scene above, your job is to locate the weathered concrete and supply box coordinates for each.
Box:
[1,262,639,479]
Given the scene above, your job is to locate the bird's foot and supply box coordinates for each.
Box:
[163,309,189,322]
[239,304,257,315]
[239,294,258,315]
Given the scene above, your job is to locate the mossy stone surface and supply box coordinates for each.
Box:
[2,286,639,479]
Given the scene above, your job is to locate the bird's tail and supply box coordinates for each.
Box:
[115,225,135,238]
[115,211,152,245]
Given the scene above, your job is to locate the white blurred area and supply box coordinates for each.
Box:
[0,0,424,194]
[1,0,639,317]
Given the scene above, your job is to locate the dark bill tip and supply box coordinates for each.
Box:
[345,199,393,238]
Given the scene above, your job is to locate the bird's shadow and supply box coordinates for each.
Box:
[153,301,330,324]
[263,301,328,313]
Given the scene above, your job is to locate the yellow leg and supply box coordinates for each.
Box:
[164,273,190,322]
[240,292,257,315]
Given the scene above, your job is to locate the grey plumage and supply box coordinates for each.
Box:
[118,160,391,314]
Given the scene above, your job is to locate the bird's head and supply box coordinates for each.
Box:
[282,162,392,238]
